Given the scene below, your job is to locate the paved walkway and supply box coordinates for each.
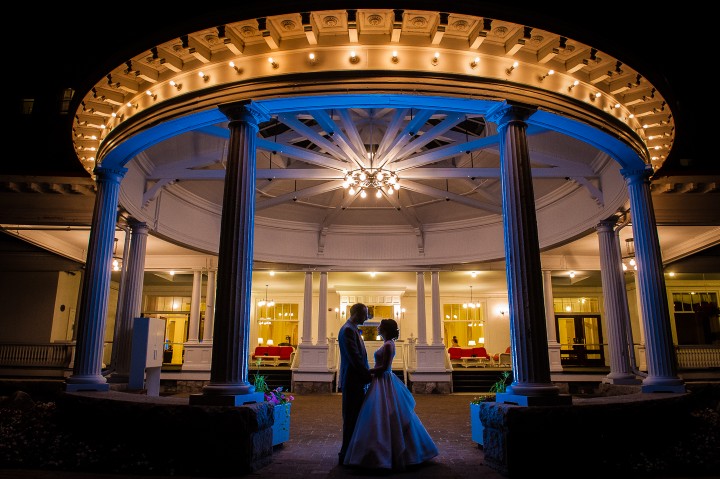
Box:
[2,391,716,479]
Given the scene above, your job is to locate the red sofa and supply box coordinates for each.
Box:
[448,346,491,361]
[252,345,295,365]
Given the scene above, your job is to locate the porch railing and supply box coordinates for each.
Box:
[0,342,73,368]
[1,342,718,375]
[676,345,720,369]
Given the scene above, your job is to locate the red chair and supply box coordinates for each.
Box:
[252,346,270,359]
[493,347,511,365]
[448,347,463,360]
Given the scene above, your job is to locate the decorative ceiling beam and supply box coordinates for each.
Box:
[400,179,502,214]
[256,180,343,210]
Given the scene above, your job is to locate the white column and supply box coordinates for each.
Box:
[597,218,640,384]
[622,168,685,393]
[203,269,216,342]
[66,165,127,392]
[487,103,566,405]
[186,270,202,344]
[302,271,313,343]
[412,270,451,385]
[317,271,328,345]
[416,272,427,345]
[542,269,563,372]
[110,219,148,381]
[431,271,442,345]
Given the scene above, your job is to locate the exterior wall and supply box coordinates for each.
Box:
[0,272,58,342]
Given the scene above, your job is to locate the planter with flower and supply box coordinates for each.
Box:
[470,371,510,447]
[253,363,294,446]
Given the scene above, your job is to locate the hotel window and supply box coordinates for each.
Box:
[257,302,299,347]
[22,98,34,115]
[672,292,720,345]
[59,88,75,114]
[442,303,485,348]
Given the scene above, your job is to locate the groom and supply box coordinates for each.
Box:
[337,302,372,466]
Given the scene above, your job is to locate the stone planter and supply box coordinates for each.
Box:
[470,402,483,446]
[272,402,291,446]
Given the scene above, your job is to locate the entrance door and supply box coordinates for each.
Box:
[556,315,605,366]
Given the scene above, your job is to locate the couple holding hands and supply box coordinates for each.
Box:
[337,303,438,470]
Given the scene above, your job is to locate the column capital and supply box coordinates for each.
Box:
[93,165,127,182]
[219,100,271,126]
[620,166,653,184]
[126,217,149,231]
[485,101,536,127]
[595,217,618,232]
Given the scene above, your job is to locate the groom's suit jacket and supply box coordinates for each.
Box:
[338,320,371,389]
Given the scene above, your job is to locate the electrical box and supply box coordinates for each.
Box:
[129,317,166,395]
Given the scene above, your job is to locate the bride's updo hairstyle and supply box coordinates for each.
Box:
[380,319,400,341]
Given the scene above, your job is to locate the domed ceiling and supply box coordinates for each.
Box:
[73,8,670,269]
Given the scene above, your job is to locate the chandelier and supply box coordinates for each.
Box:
[258,284,275,307]
[463,285,480,309]
[342,168,400,198]
[257,284,275,324]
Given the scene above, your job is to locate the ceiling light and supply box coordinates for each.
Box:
[568,80,579,91]
[145,90,156,100]
[198,71,210,81]
[308,53,317,65]
[432,52,440,65]
[391,51,399,63]
[506,61,519,74]
[343,168,400,198]
[229,61,241,73]
[268,57,279,69]
[349,51,359,64]
[462,285,480,309]
[258,284,275,307]
[470,56,480,68]
[169,80,182,90]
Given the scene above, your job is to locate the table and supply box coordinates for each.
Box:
[460,357,490,367]
[255,355,281,366]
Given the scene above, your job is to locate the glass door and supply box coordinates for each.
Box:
[556,314,605,366]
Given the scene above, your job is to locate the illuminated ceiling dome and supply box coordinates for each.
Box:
[73,7,672,269]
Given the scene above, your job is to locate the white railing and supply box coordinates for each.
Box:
[2,342,717,376]
[0,342,74,368]
[676,345,720,369]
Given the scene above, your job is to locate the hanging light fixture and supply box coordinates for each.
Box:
[622,238,637,271]
[257,284,275,325]
[462,285,480,309]
[111,237,121,271]
[342,168,400,198]
[258,284,275,307]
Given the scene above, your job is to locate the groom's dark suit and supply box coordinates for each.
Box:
[338,314,371,465]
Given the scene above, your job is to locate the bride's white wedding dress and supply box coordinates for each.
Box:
[343,339,439,470]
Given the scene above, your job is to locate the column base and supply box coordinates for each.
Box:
[65,382,110,392]
[641,384,687,394]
